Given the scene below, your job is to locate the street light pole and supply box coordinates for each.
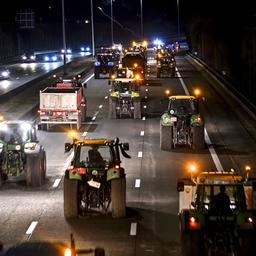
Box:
[90,0,95,57]
[110,0,114,45]
[177,0,180,40]
[140,0,143,39]
[61,0,67,75]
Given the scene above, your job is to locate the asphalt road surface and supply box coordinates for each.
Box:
[0,50,255,256]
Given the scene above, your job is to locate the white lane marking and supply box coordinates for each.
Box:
[135,179,141,188]
[204,129,224,171]
[83,73,94,84]
[145,88,149,92]
[138,151,143,158]
[140,131,145,136]
[92,116,96,121]
[176,70,189,95]
[26,221,38,235]
[130,222,137,236]
[16,77,19,80]
[52,178,61,188]
[99,105,103,109]
[143,105,147,109]
[144,96,148,99]
[142,116,146,121]
[82,131,88,137]
[105,96,108,99]
[176,67,224,172]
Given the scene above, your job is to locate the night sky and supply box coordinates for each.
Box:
[1,1,256,28]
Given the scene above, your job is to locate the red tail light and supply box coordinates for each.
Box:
[246,216,253,223]
[188,216,200,229]
[77,167,86,174]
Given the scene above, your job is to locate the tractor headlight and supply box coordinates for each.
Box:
[161,113,172,125]
[24,142,37,150]
[92,170,98,176]
[15,145,21,150]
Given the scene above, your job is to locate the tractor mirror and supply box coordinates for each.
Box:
[65,143,72,152]
[123,143,129,151]
[177,181,184,192]
[83,83,87,89]
[108,80,111,85]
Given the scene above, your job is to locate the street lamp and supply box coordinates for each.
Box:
[177,0,180,40]
[140,0,143,39]
[61,0,67,75]
[90,0,95,57]
[110,0,114,45]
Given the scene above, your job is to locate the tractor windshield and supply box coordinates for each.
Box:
[195,184,247,212]
[169,98,197,115]
[75,145,112,167]
[0,124,30,144]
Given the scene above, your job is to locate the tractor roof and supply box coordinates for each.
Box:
[169,95,196,100]
[74,138,113,145]
[196,171,244,185]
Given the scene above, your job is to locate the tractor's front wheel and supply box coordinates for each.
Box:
[160,124,173,150]
[111,176,126,218]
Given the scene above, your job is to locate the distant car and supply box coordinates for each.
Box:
[21,53,36,63]
[0,67,10,80]
[37,53,62,62]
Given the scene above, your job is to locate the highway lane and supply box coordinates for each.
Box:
[0,53,91,97]
[0,51,256,255]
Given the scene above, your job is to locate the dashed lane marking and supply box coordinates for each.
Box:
[105,96,108,99]
[130,222,137,236]
[140,131,145,136]
[135,179,141,188]
[25,221,38,235]
[52,178,62,188]
[99,105,103,109]
[142,117,146,121]
[138,151,143,158]
[92,116,96,121]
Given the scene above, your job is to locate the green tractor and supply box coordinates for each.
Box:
[0,121,46,186]
[160,91,205,150]
[63,137,130,219]
[177,166,256,256]
[108,76,142,119]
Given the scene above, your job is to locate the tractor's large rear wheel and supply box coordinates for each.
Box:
[238,231,256,256]
[181,231,203,256]
[109,98,117,119]
[160,124,173,150]
[111,176,126,218]
[64,176,79,218]
[133,101,141,119]
[157,68,161,78]
[192,126,205,150]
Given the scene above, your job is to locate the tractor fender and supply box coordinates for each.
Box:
[24,144,43,155]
